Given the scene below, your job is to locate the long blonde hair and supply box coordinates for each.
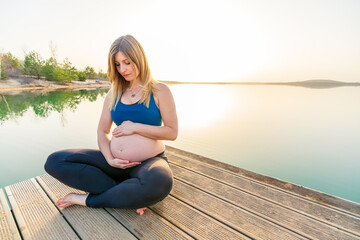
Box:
[107,34,157,109]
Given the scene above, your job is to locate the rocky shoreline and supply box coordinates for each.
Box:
[0,77,111,92]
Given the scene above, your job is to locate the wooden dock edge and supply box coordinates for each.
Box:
[165,145,360,216]
[0,189,21,240]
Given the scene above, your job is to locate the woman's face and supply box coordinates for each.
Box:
[114,51,139,82]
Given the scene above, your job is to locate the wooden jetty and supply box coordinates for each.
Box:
[1,146,359,239]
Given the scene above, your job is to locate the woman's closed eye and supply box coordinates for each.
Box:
[115,62,131,67]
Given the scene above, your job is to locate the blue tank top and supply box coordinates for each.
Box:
[111,93,162,126]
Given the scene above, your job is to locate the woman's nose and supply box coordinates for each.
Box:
[119,65,125,73]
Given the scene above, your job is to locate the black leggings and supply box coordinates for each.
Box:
[44,149,173,209]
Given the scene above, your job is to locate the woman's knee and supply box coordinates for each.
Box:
[44,150,69,176]
[157,167,173,192]
[145,163,174,197]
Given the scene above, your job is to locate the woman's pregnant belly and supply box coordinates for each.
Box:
[110,134,165,162]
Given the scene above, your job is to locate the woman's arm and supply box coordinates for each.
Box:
[97,90,115,162]
[98,90,141,168]
[112,83,178,140]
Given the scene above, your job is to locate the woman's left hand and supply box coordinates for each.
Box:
[112,120,138,137]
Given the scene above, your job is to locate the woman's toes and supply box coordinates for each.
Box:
[57,203,68,208]
[136,207,146,215]
[55,193,74,208]
[56,199,64,206]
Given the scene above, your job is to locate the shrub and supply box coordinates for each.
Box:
[77,71,87,81]
[85,66,96,79]
[22,51,43,79]
[0,64,7,80]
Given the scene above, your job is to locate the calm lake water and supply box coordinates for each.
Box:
[0,84,359,203]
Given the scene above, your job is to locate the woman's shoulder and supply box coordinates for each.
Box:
[154,82,171,95]
[153,82,174,107]
[106,88,113,96]
[104,88,113,102]
[152,82,173,106]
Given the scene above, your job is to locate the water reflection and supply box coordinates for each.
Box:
[0,89,108,124]
[0,88,109,188]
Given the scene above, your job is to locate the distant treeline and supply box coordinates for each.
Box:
[0,51,108,82]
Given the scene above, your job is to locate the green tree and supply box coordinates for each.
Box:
[97,69,108,79]
[42,57,62,82]
[61,58,78,82]
[1,64,7,79]
[22,51,43,79]
[43,58,79,83]
[85,66,96,79]
[4,52,21,70]
[77,71,87,81]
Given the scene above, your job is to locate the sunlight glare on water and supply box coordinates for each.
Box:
[170,84,239,128]
[167,84,360,203]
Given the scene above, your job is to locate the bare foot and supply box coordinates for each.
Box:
[136,207,146,215]
[56,193,88,208]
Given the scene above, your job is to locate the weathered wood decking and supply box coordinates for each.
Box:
[1,146,359,239]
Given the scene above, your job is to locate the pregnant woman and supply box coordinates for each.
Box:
[44,35,178,215]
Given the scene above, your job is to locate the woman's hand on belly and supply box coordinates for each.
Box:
[108,158,141,169]
[112,121,138,137]
[110,134,165,162]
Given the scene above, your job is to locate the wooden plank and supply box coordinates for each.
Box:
[151,195,250,240]
[5,178,79,240]
[0,189,21,240]
[107,208,194,240]
[171,179,307,240]
[171,165,359,240]
[167,151,360,236]
[166,145,360,216]
[37,174,137,240]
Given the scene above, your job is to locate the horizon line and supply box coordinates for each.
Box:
[159,80,360,85]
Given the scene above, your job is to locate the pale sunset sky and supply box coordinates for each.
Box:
[1,0,360,83]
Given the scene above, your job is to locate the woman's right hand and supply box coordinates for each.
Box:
[108,158,141,169]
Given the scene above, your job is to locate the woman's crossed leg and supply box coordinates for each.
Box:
[44,149,173,213]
